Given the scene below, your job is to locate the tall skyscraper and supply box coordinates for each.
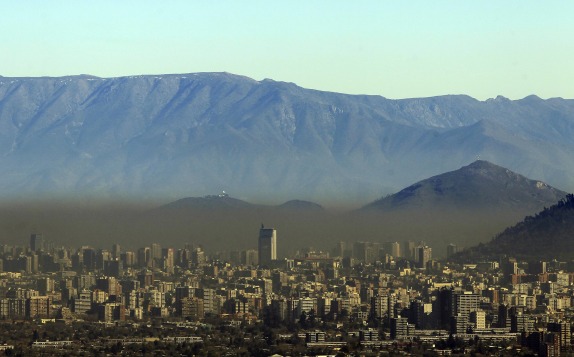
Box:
[30,234,44,252]
[417,246,432,269]
[258,225,277,266]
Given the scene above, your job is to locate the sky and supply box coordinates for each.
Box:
[1,1,573,100]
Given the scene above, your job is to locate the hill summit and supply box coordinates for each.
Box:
[363,160,566,212]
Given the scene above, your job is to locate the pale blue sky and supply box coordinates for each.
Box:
[1,1,573,99]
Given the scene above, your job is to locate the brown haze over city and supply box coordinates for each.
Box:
[0,197,532,258]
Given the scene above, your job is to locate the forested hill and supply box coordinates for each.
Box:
[456,194,574,261]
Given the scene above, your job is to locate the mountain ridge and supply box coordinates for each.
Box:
[1,72,574,204]
[152,195,325,213]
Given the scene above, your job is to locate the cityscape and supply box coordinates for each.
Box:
[0,225,572,356]
[2,2,574,356]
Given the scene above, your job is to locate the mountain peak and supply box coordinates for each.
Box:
[363,161,566,212]
[156,195,255,212]
[489,95,510,102]
[520,94,543,102]
[461,160,512,175]
[464,159,500,169]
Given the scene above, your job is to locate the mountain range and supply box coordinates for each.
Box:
[1,73,573,205]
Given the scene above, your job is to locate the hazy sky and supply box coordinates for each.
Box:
[1,1,572,100]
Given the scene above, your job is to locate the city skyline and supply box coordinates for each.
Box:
[0,227,572,355]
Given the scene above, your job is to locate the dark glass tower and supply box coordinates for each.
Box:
[30,233,44,252]
[258,225,277,266]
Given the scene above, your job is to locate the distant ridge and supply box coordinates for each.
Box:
[153,195,324,213]
[276,200,325,212]
[157,194,257,212]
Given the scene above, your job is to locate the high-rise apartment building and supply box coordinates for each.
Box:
[121,251,135,267]
[241,249,259,266]
[26,296,51,319]
[403,241,416,259]
[258,225,277,266]
[382,242,401,258]
[162,248,174,274]
[547,321,571,351]
[151,243,162,261]
[353,241,380,264]
[137,247,152,268]
[371,295,389,319]
[470,310,486,330]
[417,246,432,269]
[390,317,409,339]
[112,244,121,259]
